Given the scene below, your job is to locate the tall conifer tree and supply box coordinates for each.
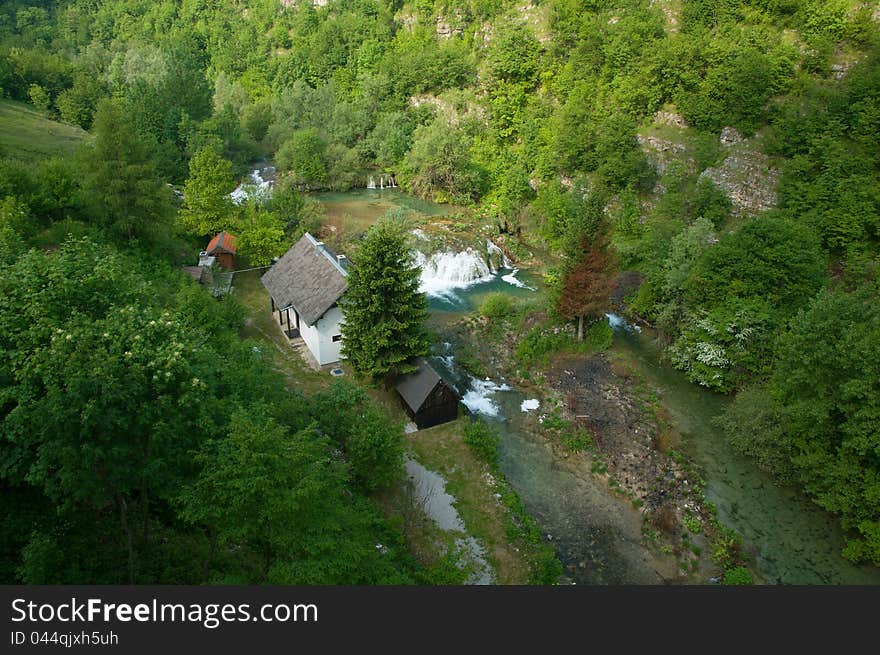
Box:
[340,212,430,382]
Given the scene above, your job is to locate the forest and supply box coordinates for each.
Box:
[1,0,879,583]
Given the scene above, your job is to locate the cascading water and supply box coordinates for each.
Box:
[606,312,641,333]
[485,240,513,270]
[230,166,275,205]
[428,349,511,419]
[461,377,512,417]
[413,241,537,305]
[414,249,495,297]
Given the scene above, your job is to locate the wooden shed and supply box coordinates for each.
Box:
[395,358,459,430]
[204,231,237,269]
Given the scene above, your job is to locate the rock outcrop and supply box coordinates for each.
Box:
[700,142,780,216]
[653,110,688,128]
[637,134,696,175]
[719,126,743,146]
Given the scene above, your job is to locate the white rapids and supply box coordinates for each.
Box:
[461,377,512,417]
[230,167,275,205]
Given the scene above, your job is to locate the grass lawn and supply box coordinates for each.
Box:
[0,99,88,160]
[232,269,329,395]
[404,419,536,584]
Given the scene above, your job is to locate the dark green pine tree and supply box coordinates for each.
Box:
[77,98,175,244]
[340,212,430,382]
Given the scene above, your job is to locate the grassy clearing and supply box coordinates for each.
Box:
[637,121,694,146]
[232,269,329,395]
[404,418,536,584]
[0,99,87,160]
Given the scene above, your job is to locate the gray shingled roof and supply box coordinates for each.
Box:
[395,358,443,412]
[261,233,348,326]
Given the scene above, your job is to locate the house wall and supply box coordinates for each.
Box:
[300,305,344,366]
[215,252,234,269]
[414,384,459,429]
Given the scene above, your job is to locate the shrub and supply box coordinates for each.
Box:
[515,327,570,365]
[480,292,514,320]
[584,319,613,351]
[722,566,753,585]
[562,428,593,452]
[515,320,612,365]
[462,419,499,466]
[530,551,564,585]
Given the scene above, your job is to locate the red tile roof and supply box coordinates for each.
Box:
[206,231,237,254]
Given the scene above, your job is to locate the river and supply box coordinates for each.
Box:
[304,187,880,585]
[611,323,880,584]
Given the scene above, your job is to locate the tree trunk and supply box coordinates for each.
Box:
[141,438,150,546]
[118,494,135,584]
[203,528,216,583]
[577,315,585,341]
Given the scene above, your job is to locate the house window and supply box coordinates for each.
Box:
[332,334,342,342]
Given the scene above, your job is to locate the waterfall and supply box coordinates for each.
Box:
[414,249,495,297]
[485,240,536,290]
[485,240,513,270]
[369,173,397,189]
[230,167,274,205]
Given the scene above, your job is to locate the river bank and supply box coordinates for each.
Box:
[247,184,880,585]
[435,311,724,583]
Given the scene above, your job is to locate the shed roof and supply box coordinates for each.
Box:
[260,233,348,326]
[206,231,237,255]
[182,265,204,282]
[395,358,446,412]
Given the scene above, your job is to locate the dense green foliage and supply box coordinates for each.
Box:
[720,281,880,565]
[0,237,414,583]
[309,380,405,492]
[339,213,430,381]
[179,146,236,235]
[77,99,175,243]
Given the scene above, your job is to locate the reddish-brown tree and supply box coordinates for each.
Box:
[558,237,615,340]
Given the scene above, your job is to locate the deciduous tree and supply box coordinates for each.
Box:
[179,146,236,236]
[558,235,616,340]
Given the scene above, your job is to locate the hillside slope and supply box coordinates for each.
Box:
[0,99,87,160]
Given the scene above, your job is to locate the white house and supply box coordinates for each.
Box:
[261,233,349,366]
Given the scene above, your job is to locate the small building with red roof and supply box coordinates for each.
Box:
[204,231,237,269]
